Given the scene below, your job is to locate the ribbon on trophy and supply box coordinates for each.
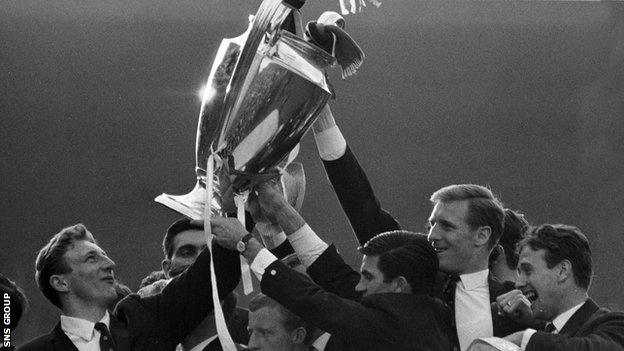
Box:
[203,154,237,351]
[155,0,365,347]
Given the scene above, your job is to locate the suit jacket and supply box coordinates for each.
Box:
[262,247,454,351]
[18,243,241,351]
[526,299,624,351]
[322,146,524,337]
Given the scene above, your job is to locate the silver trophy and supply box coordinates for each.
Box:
[156,0,336,219]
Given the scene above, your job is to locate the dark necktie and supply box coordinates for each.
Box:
[443,275,460,315]
[442,275,461,351]
[94,322,116,351]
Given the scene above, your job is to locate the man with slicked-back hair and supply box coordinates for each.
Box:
[209,182,454,351]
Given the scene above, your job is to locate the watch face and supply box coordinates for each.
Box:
[236,240,245,253]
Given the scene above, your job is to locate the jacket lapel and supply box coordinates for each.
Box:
[559,299,599,336]
[109,314,131,351]
[51,322,80,351]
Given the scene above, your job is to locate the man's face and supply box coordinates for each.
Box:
[355,255,396,297]
[163,229,206,278]
[61,240,117,306]
[516,246,561,321]
[427,200,481,274]
[247,306,301,351]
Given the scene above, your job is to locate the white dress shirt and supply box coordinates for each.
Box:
[60,311,110,351]
[455,269,493,351]
[314,125,347,161]
[520,301,586,350]
[311,332,331,351]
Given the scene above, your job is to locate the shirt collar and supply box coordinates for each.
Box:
[552,301,585,332]
[311,332,331,351]
[60,311,110,341]
[459,269,489,291]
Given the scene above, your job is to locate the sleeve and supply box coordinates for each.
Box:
[115,242,241,348]
[322,146,401,245]
[525,313,624,351]
[260,259,393,347]
[304,244,362,301]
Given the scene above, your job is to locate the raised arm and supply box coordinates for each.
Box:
[313,105,401,245]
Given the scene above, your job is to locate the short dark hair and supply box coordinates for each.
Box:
[490,209,529,270]
[358,231,438,294]
[0,273,29,330]
[249,293,314,344]
[35,224,96,308]
[162,218,203,259]
[519,224,593,290]
[430,184,504,249]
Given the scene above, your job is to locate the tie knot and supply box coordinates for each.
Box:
[544,322,557,333]
[94,322,108,333]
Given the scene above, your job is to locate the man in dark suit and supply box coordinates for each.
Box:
[209,182,454,351]
[17,223,240,351]
[496,224,624,350]
[160,218,249,351]
[311,105,524,349]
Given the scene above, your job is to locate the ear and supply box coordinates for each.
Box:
[50,274,69,293]
[475,226,492,248]
[161,259,171,276]
[393,276,411,294]
[291,326,307,344]
[557,259,572,283]
[492,244,505,262]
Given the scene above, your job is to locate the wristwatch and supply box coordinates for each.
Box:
[236,233,254,253]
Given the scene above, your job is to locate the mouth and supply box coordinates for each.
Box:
[521,288,538,303]
[102,276,115,285]
[431,243,447,254]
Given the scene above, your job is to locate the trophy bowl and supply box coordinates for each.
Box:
[156,0,336,219]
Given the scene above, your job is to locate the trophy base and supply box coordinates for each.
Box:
[155,182,207,220]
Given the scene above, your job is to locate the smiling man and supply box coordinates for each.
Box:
[311,105,523,350]
[496,224,624,351]
[427,185,526,350]
[18,223,240,351]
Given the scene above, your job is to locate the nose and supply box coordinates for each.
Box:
[515,273,526,289]
[427,226,440,242]
[354,279,365,293]
[102,255,116,271]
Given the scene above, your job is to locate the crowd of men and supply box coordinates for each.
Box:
[5,104,624,351]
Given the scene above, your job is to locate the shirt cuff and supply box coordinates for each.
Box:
[521,329,537,350]
[255,222,287,249]
[313,125,347,161]
[289,224,329,267]
[250,248,278,281]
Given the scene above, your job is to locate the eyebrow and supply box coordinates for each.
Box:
[82,250,99,261]
[430,217,457,229]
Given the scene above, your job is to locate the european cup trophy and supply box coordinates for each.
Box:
[155,0,340,219]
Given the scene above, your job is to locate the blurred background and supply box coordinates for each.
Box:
[2,0,623,344]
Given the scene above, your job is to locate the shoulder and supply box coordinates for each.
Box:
[16,332,56,351]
